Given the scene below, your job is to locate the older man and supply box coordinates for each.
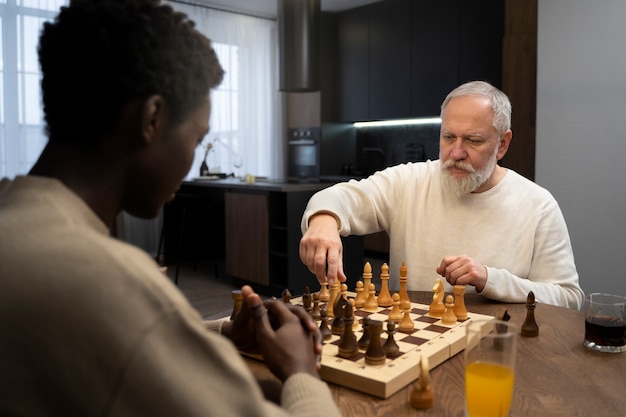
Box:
[299,81,584,309]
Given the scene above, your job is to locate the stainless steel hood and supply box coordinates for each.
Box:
[278,0,321,91]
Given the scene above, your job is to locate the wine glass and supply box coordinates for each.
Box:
[234,156,243,178]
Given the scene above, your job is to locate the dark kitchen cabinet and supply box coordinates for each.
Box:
[411,0,460,116]
[337,5,369,122]
[330,0,504,122]
[368,0,412,119]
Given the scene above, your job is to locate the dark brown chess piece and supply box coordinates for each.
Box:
[338,302,358,358]
[331,292,348,335]
[358,316,371,350]
[383,320,400,358]
[282,288,292,303]
[521,291,539,337]
[311,292,321,320]
[364,319,386,365]
[319,307,332,340]
[302,286,312,313]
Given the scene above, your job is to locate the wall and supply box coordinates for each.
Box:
[536,0,626,296]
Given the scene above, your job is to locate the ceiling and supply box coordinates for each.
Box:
[195,0,380,19]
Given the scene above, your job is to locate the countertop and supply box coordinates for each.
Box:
[183,176,353,193]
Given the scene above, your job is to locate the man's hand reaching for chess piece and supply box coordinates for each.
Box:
[222,285,323,380]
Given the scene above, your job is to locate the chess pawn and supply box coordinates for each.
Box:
[521,291,539,337]
[399,300,415,333]
[311,292,321,320]
[441,295,457,325]
[282,288,292,303]
[377,263,393,307]
[453,285,468,321]
[302,286,312,312]
[358,316,371,350]
[338,302,359,359]
[398,261,410,307]
[364,319,386,365]
[363,283,378,312]
[318,282,330,302]
[383,320,400,358]
[410,357,435,409]
[230,289,243,320]
[354,281,365,309]
[319,307,332,340]
[388,293,403,323]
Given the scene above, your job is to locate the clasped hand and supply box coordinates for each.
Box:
[222,285,322,382]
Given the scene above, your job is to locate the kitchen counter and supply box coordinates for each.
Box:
[185,177,333,193]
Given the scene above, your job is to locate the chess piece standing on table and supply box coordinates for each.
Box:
[364,320,386,365]
[388,293,403,323]
[399,300,415,333]
[338,302,358,358]
[311,292,321,320]
[354,280,365,309]
[410,357,435,409]
[319,306,332,340]
[453,285,468,321]
[442,295,457,325]
[358,316,371,350]
[327,280,340,318]
[302,286,312,313]
[364,283,378,312]
[331,291,348,336]
[429,278,445,317]
[282,289,291,303]
[521,291,539,337]
[398,261,410,307]
[362,261,373,293]
[377,263,393,307]
[383,320,400,358]
[318,281,330,303]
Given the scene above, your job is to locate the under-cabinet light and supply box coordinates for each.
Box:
[354,117,441,128]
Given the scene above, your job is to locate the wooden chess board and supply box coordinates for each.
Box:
[291,294,494,399]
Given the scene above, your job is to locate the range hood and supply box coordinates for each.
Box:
[278,0,320,91]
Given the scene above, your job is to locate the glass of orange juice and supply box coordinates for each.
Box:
[465,319,518,417]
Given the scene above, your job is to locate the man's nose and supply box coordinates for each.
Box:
[449,140,467,160]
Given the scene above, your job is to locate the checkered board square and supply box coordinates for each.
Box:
[290,294,494,398]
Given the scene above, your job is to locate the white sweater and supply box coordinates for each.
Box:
[302,160,584,309]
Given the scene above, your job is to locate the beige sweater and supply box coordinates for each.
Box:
[302,160,584,309]
[0,176,341,417]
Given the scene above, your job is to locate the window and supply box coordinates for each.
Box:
[1,1,281,182]
[0,0,67,178]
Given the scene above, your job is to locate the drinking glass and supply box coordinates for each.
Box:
[465,320,518,417]
[583,293,626,353]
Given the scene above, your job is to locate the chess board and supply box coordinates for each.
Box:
[291,294,494,399]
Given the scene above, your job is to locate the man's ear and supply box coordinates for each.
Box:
[497,129,512,160]
[141,95,165,144]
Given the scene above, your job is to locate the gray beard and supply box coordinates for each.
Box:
[440,153,498,197]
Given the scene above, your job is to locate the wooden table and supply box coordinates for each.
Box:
[241,292,626,417]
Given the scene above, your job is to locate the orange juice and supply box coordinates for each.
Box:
[465,361,515,417]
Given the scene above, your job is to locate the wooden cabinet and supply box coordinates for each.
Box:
[329,0,504,122]
[225,191,270,286]
[368,0,412,119]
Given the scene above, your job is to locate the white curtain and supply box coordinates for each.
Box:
[167,1,283,180]
[0,0,68,179]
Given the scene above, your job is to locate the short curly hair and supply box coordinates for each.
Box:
[38,0,224,144]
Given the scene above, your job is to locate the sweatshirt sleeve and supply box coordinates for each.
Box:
[480,198,584,310]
